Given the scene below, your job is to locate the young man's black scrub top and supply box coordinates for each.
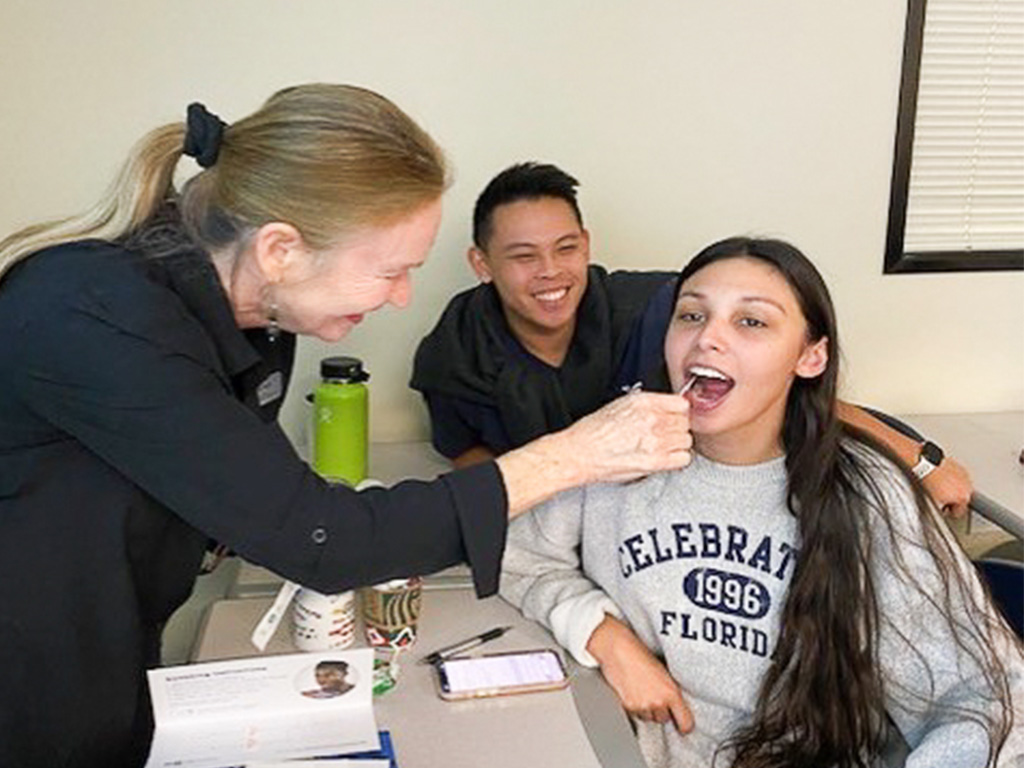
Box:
[0,233,506,768]
[410,265,674,459]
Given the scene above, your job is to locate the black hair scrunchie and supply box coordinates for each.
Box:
[183,102,227,169]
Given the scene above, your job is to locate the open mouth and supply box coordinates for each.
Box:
[684,364,735,411]
[533,287,570,305]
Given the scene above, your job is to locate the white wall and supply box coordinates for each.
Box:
[2,1,1021,446]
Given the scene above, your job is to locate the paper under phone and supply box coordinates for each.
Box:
[436,648,568,699]
[145,650,378,767]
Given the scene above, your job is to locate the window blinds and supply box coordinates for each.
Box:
[903,0,1024,254]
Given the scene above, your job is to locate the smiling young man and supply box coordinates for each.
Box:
[410,162,672,467]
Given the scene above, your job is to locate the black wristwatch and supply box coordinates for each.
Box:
[912,440,944,479]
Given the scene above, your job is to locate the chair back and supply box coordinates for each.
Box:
[974,558,1024,639]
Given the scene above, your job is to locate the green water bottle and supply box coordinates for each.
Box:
[313,356,369,486]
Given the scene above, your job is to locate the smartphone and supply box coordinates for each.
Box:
[435,648,569,701]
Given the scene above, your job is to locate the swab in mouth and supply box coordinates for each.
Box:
[684,365,735,409]
[678,376,697,396]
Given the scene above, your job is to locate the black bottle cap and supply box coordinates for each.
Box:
[320,356,370,382]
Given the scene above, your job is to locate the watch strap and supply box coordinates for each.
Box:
[911,440,944,479]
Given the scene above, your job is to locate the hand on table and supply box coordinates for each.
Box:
[586,615,693,733]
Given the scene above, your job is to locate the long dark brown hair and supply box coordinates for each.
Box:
[671,238,1017,767]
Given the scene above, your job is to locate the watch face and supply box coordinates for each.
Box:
[921,441,944,465]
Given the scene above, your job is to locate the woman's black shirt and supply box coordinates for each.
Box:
[0,236,506,767]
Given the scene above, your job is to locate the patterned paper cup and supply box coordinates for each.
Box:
[291,588,357,651]
[360,577,423,649]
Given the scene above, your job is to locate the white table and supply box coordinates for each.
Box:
[192,590,645,768]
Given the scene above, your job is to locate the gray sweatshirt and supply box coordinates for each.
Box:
[500,450,1023,768]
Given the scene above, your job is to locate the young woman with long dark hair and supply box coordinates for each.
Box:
[501,237,1021,767]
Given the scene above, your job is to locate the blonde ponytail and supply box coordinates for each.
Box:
[0,124,186,281]
[0,84,448,284]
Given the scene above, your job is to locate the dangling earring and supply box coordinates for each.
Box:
[266,288,280,342]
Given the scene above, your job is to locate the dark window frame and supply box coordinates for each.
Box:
[885,0,1024,274]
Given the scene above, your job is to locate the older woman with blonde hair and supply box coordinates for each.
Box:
[0,84,692,766]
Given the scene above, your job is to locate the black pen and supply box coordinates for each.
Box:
[419,626,513,665]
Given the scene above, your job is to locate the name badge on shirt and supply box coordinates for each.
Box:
[256,371,284,407]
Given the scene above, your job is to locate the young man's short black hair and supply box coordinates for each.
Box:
[472,162,583,249]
